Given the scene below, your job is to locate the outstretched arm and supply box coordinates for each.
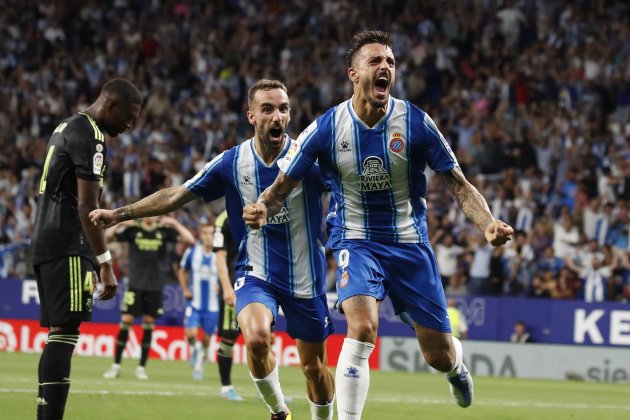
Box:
[90,185,197,229]
[439,166,513,246]
[243,171,300,229]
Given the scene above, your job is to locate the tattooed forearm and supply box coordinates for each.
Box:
[440,167,494,232]
[259,173,300,217]
[114,186,196,221]
[115,205,135,221]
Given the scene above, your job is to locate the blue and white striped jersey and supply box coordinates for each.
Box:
[184,136,327,299]
[279,97,458,244]
[180,244,220,312]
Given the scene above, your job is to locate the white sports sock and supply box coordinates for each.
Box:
[251,363,289,415]
[447,335,464,377]
[336,338,375,420]
[194,345,206,370]
[308,395,334,420]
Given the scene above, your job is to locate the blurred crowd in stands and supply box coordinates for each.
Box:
[1,0,629,302]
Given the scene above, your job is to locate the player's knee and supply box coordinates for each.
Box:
[347,318,378,343]
[218,340,234,358]
[301,358,325,383]
[423,348,456,372]
[245,330,272,358]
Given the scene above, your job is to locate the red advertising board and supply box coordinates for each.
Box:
[0,319,380,369]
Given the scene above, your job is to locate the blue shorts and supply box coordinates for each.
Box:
[331,240,450,333]
[184,305,219,335]
[235,275,334,343]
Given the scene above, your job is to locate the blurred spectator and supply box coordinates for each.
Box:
[510,320,534,343]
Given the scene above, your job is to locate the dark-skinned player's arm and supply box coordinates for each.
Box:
[77,178,118,300]
[242,171,299,229]
[89,185,197,229]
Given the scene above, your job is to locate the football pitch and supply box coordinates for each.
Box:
[1,352,629,419]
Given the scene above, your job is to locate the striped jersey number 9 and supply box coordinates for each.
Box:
[338,249,350,269]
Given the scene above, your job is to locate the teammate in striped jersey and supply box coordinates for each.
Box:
[90,80,335,420]
[244,31,514,419]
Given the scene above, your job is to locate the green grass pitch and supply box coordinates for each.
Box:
[1,352,629,419]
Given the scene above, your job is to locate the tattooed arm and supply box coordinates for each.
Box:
[89,185,198,229]
[243,171,300,229]
[440,166,513,246]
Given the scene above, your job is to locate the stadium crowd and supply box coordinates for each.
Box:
[0,0,629,302]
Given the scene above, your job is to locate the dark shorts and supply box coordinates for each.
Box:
[35,256,95,328]
[121,288,163,318]
[217,294,240,341]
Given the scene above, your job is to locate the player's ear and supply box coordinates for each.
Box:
[246,109,255,125]
[348,67,358,83]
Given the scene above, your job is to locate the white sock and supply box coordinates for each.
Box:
[335,338,375,420]
[251,363,289,415]
[194,345,206,370]
[308,395,334,420]
[447,335,464,377]
[221,385,234,394]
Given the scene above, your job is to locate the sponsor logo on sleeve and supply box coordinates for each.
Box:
[93,152,104,175]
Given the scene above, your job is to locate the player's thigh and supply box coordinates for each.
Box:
[330,240,386,304]
[386,243,451,333]
[200,311,218,335]
[235,276,277,340]
[36,256,95,328]
[121,287,143,317]
[279,293,334,343]
[184,305,201,330]
[141,290,164,319]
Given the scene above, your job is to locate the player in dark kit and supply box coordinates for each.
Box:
[103,215,194,380]
[29,78,142,419]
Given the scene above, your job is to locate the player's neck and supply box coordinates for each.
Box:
[203,245,212,254]
[253,136,284,165]
[351,94,388,128]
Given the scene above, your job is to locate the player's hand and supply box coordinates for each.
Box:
[182,288,193,300]
[90,209,118,229]
[484,219,514,247]
[243,203,267,229]
[98,263,118,300]
[160,216,177,227]
[223,288,235,307]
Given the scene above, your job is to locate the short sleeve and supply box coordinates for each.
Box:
[279,121,322,181]
[421,113,458,173]
[67,119,106,182]
[184,153,226,202]
[179,247,193,269]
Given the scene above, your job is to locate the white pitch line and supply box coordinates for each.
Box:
[1,388,629,411]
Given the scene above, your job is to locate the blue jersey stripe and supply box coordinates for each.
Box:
[381,123,398,242]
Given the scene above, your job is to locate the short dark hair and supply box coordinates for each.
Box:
[101,78,142,105]
[247,79,288,107]
[345,30,393,68]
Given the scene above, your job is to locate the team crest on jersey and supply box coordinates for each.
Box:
[389,132,405,153]
[359,157,392,191]
[86,298,93,312]
[93,152,104,175]
[339,270,350,288]
[267,206,290,224]
[338,139,352,153]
